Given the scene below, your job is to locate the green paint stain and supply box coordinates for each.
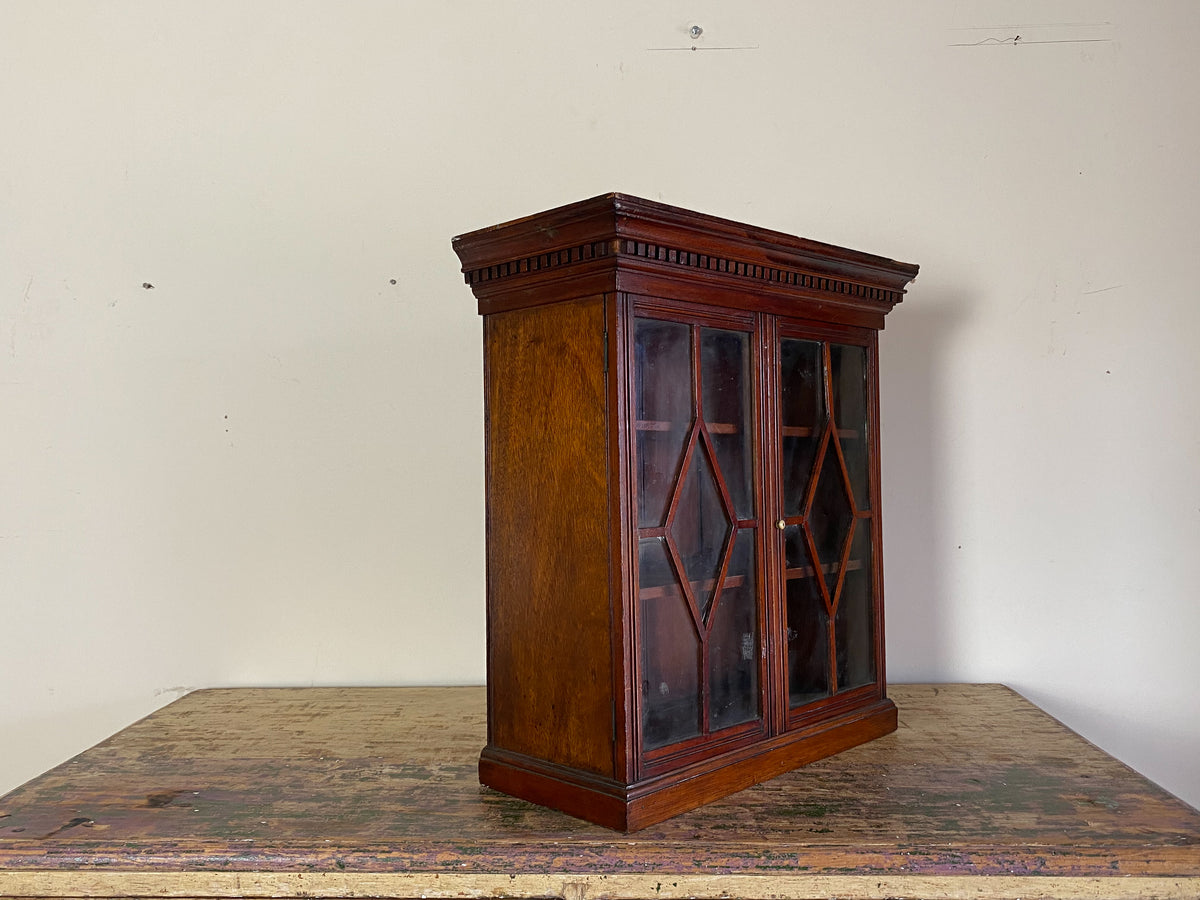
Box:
[973,766,1076,818]
[778,802,833,818]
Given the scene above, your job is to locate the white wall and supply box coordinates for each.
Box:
[2,2,1197,811]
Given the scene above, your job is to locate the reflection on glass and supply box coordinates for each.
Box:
[783,521,810,574]
[707,529,759,731]
[636,320,765,753]
[635,319,692,528]
[639,538,702,750]
[701,328,753,519]
[831,344,870,511]
[670,445,732,621]
[808,440,854,603]
[785,523,830,707]
[780,340,825,517]
[835,519,876,691]
[775,340,878,714]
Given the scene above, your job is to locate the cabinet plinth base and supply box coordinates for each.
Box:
[479,698,898,831]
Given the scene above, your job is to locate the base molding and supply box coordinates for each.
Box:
[480,698,898,831]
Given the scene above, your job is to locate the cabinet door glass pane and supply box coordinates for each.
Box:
[831,343,870,512]
[835,519,876,691]
[636,317,763,756]
[671,444,732,622]
[707,529,759,731]
[780,340,825,518]
[808,439,854,603]
[784,525,831,707]
[635,320,692,528]
[700,328,753,519]
[639,538,702,750]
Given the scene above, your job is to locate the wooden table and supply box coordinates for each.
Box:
[1,685,1197,900]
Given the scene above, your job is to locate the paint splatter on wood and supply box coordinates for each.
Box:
[0,685,1197,898]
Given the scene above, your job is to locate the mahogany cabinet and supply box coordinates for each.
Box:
[453,194,918,831]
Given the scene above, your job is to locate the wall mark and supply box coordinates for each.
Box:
[647,44,759,52]
[948,21,1114,48]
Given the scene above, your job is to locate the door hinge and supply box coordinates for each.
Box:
[603,331,609,374]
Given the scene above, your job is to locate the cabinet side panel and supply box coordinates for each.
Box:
[484,296,614,779]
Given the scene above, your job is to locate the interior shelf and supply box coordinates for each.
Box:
[781,426,861,439]
[638,421,861,439]
[784,558,864,581]
[636,419,740,435]
[639,573,748,601]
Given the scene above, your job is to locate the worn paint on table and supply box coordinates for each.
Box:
[0,685,1197,898]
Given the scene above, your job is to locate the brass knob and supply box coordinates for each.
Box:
[776,519,787,530]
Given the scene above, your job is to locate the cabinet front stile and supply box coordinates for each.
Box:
[608,292,636,787]
[758,313,788,737]
[866,331,889,699]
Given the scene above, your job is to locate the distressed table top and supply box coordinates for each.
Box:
[0,685,1197,900]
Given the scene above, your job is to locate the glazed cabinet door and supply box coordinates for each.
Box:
[630,308,766,768]
[776,329,881,723]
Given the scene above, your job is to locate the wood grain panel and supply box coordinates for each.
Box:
[483,296,614,778]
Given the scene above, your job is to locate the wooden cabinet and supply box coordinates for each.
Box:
[453,194,918,831]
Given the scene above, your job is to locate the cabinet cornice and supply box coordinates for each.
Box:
[453,193,919,314]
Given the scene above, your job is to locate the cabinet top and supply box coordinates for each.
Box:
[453,193,919,324]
